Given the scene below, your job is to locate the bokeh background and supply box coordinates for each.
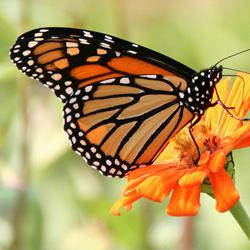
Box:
[0,0,249,250]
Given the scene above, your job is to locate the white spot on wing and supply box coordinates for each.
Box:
[179,92,185,98]
[51,73,62,81]
[127,50,137,54]
[70,123,76,129]
[66,42,78,47]
[80,140,86,146]
[66,115,72,122]
[73,103,79,109]
[34,38,44,41]
[28,41,38,48]
[77,147,84,152]
[83,31,93,38]
[75,90,81,95]
[105,35,113,40]
[100,78,115,84]
[36,68,43,73]
[101,165,107,172]
[120,77,130,84]
[109,168,116,174]
[67,129,73,135]
[106,160,112,166]
[82,96,89,100]
[27,60,34,66]
[79,38,90,45]
[46,81,53,86]
[69,97,77,104]
[115,51,121,57]
[140,74,157,79]
[100,42,111,49]
[54,84,60,90]
[95,153,101,159]
[85,85,93,92]
[64,81,72,86]
[121,164,128,170]
[23,50,31,56]
[72,137,76,144]
[66,87,73,95]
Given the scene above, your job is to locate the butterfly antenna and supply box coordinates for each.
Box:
[222,66,250,75]
[215,49,250,66]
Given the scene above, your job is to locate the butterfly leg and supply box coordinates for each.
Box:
[210,100,235,110]
[188,115,202,164]
[214,86,250,121]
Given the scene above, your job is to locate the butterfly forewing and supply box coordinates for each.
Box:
[10,27,195,103]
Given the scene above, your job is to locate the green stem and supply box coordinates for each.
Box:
[229,201,250,240]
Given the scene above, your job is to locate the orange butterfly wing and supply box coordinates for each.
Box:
[10,27,196,177]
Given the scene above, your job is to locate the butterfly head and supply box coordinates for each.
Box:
[193,65,223,85]
[201,65,223,83]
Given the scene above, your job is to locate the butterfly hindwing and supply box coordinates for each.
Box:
[64,74,194,177]
[10,27,195,102]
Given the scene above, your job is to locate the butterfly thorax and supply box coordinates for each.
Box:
[180,65,223,115]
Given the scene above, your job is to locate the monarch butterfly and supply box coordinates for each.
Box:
[10,27,232,177]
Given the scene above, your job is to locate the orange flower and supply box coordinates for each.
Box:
[111,73,250,216]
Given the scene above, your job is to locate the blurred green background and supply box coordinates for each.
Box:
[0,0,249,250]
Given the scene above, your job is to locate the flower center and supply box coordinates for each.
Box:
[173,122,221,166]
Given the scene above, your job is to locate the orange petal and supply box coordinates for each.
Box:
[208,150,227,173]
[221,123,250,153]
[127,163,177,180]
[124,175,149,194]
[198,151,210,165]
[136,176,167,202]
[179,170,208,187]
[167,185,200,216]
[219,74,249,137]
[110,190,140,216]
[208,169,240,212]
[136,170,185,202]
[206,78,230,133]
[230,123,250,149]
[234,134,250,149]
[240,73,250,104]
[110,198,126,216]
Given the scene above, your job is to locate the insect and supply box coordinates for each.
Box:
[10,27,240,178]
